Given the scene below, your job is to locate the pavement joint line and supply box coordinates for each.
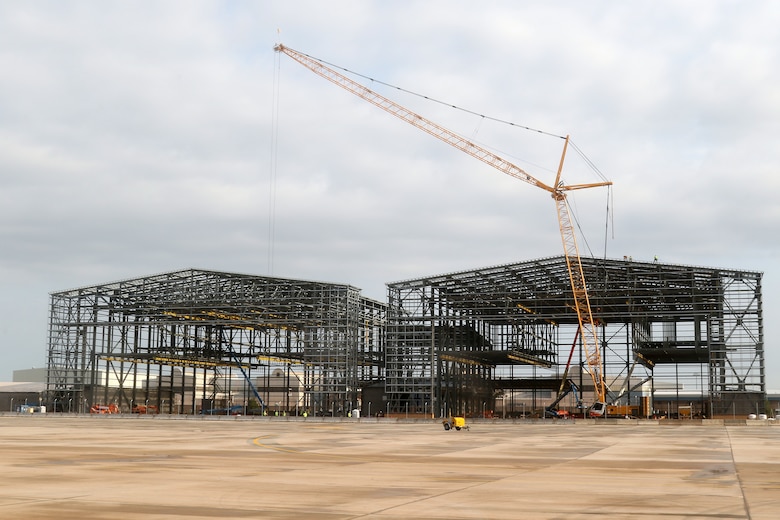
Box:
[0,495,92,508]
[252,435,303,454]
[251,435,344,457]
[345,438,621,519]
[725,427,752,520]
[345,470,496,520]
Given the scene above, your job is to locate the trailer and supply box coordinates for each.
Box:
[442,416,468,431]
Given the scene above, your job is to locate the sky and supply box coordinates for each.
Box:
[1,1,778,386]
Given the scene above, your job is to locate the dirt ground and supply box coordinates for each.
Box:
[0,415,778,519]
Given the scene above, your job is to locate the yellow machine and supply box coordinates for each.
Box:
[606,405,639,418]
[442,416,468,431]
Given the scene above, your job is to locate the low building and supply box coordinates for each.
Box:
[0,382,47,412]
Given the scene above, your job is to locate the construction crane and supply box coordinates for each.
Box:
[274,44,611,415]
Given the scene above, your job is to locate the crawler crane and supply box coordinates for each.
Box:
[274,44,611,415]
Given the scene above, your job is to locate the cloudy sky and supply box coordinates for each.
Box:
[1,1,778,386]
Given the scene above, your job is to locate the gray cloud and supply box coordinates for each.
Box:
[1,1,778,385]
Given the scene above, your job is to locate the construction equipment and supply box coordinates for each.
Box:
[200,404,245,416]
[132,404,158,414]
[606,404,639,418]
[545,380,582,418]
[442,416,469,431]
[227,342,266,415]
[274,44,612,415]
[548,327,582,417]
[90,403,119,414]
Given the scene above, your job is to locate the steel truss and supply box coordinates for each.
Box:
[387,256,764,418]
[46,269,385,416]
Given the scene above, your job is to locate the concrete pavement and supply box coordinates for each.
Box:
[0,416,778,519]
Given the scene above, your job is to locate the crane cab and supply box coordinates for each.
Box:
[589,402,606,417]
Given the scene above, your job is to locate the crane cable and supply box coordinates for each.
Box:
[291,48,615,258]
[268,43,282,276]
[566,141,614,260]
[299,49,566,140]
[301,49,610,186]
[567,181,614,261]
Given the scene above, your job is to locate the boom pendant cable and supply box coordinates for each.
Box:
[268,46,282,275]
[296,49,565,141]
[297,48,609,193]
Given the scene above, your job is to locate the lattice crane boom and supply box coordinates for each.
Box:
[275,44,611,411]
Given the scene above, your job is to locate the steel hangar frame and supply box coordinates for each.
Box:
[386,256,764,418]
[45,269,386,415]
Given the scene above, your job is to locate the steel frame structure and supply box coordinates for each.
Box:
[387,256,764,418]
[46,269,385,415]
[45,258,763,418]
